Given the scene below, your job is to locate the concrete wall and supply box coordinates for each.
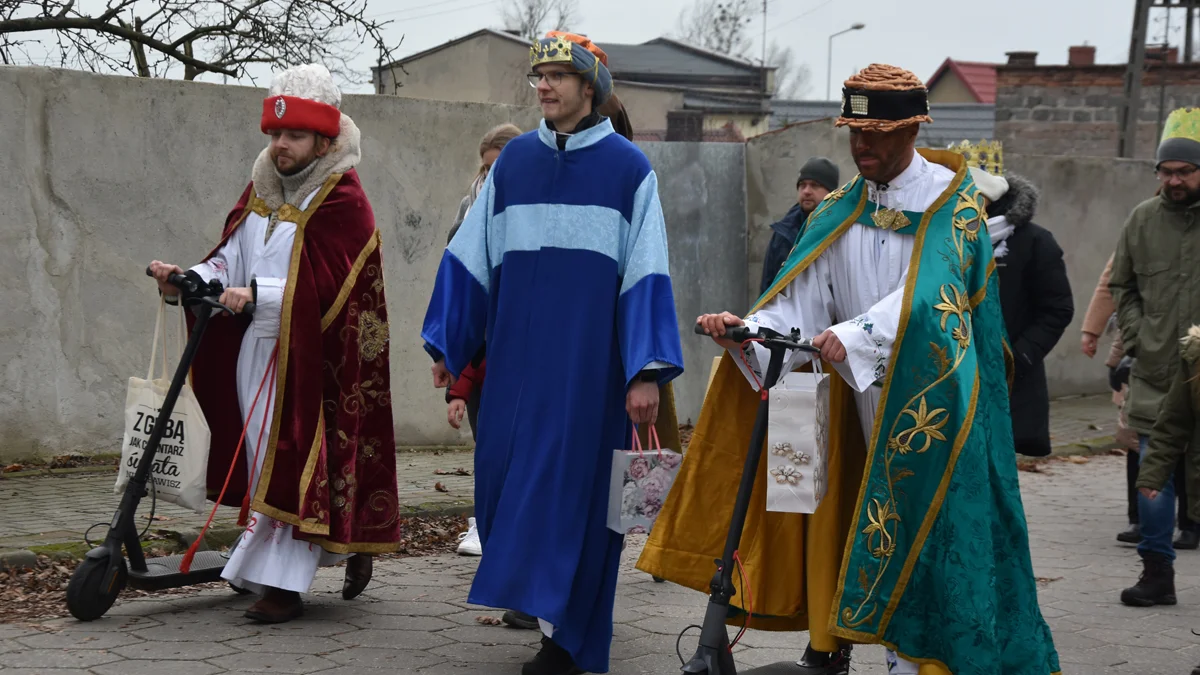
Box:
[641,143,747,424]
[0,66,542,459]
[0,66,749,459]
[744,121,855,306]
[1004,153,1158,397]
[744,119,1159,398]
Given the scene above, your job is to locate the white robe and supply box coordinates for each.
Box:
[728,152,954,670]
[191,188,348,594]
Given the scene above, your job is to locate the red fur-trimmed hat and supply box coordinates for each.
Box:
[259,64,342,138]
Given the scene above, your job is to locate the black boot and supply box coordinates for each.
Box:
[502,609,540,630]
[522,636,583,675]
[1117,523,1143,544]
[1176,529,1200,550]
[1192,661,1200,675]
[795,643,852,675]
[1120,553,1177,607]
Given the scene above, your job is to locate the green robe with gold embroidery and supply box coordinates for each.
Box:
[637,150,1060,675]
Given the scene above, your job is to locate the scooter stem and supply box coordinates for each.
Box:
[683,342,790,675]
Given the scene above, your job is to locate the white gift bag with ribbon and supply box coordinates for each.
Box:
[765,362,830,514]
[113,298,212,512]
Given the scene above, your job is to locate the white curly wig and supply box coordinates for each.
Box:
[268,64,342,109]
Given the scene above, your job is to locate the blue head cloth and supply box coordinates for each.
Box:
[530,31,613,106]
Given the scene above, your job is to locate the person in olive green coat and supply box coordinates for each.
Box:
[1136,325,1200,675]
[1112,107,1200,609]
[1137,326,1200,523]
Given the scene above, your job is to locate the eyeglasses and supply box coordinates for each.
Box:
[527,71,580,88]
[1157,165,1199,182]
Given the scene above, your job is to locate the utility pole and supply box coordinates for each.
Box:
[1118,0,1154,158]
[1157,8,1173,144]
[762,0,768,95]
[1187,3,1195,61]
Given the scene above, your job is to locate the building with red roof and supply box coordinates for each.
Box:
[927,58,999,104]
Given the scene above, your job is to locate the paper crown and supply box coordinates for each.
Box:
[948,139,1004,176]
[1162,107,1200,143]
[531,34,576,68]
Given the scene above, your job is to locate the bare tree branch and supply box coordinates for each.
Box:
[674,0,754,58]
[502,0,580,42]
[0,0,405,87]
[766,42,810,99]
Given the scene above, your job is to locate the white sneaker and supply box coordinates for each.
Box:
[457,517,482,556]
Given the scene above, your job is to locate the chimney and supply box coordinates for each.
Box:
[1146,45,1180,64]
[1006,51,1038,67]
[1068,45,1096,67]
[666,110,704,143]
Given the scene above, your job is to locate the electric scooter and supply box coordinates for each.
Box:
[678,322,820,675]
[65,268,254,622]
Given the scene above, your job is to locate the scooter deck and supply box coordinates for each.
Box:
[127,551,227,592]
[743,663,819,674]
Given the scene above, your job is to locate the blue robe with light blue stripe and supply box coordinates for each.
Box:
[421,119,684,673]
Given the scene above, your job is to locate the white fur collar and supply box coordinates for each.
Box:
[252,113,362,211]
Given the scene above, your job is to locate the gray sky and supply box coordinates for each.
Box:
[359,0,1147,98]
[4,0,1175,97]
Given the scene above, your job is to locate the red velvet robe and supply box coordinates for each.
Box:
[189,169,401,553]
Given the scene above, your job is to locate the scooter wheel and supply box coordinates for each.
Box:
[66,556,127,621]
[229,582,253,595]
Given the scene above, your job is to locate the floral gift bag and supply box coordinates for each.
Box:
[607,425,683,535]
[765,363,830,514]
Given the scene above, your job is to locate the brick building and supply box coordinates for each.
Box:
[994,45,1200,159]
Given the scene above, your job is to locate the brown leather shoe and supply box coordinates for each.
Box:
[342,554,372,600]
[244,587,303,623]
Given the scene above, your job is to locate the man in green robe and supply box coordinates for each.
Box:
[638,64,1061,675]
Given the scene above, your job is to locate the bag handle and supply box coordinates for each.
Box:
[778,356,823,388]
[177,302,192,387]
[630,424,664,460]
[145,297,169,381]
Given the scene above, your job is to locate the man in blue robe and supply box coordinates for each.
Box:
[421,31,684,675]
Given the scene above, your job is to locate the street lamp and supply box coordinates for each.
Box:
[827,23,866,101]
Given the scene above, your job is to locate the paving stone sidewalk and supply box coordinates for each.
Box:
[1,454,1197,674]
[0,394,1120,553]
[0,450,475,551]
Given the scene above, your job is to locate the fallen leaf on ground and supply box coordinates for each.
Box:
[141,515,173,521]
[476,616,503,626]
[1036,576,1062,584]
[435,468,472,476]
[1017,463,1045,473]
[2,464,24,473]
[1087,424,1101,431]
[0,516,468,625]
[1066,455,1090,464]
[434,482,449,493]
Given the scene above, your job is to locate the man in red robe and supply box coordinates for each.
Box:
[149,63,400,623]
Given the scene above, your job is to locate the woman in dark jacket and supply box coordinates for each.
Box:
[986,173,1075,456]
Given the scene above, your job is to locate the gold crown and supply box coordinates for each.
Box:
[530,35,575,68]
[948,139,1004,175]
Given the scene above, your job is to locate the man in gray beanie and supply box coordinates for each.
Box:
[1111,106,1200,610]
[759,157,840,296]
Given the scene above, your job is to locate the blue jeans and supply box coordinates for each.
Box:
[1138,435,1178,561]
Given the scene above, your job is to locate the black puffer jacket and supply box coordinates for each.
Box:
[990,175,1075,457]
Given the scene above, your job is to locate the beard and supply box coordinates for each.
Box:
[273,152,317,176]
[1164,184,1200,206]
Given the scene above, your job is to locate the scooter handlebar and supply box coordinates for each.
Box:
[145,266,255,316]
[693,322,755,343]
[693,321,818,353]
